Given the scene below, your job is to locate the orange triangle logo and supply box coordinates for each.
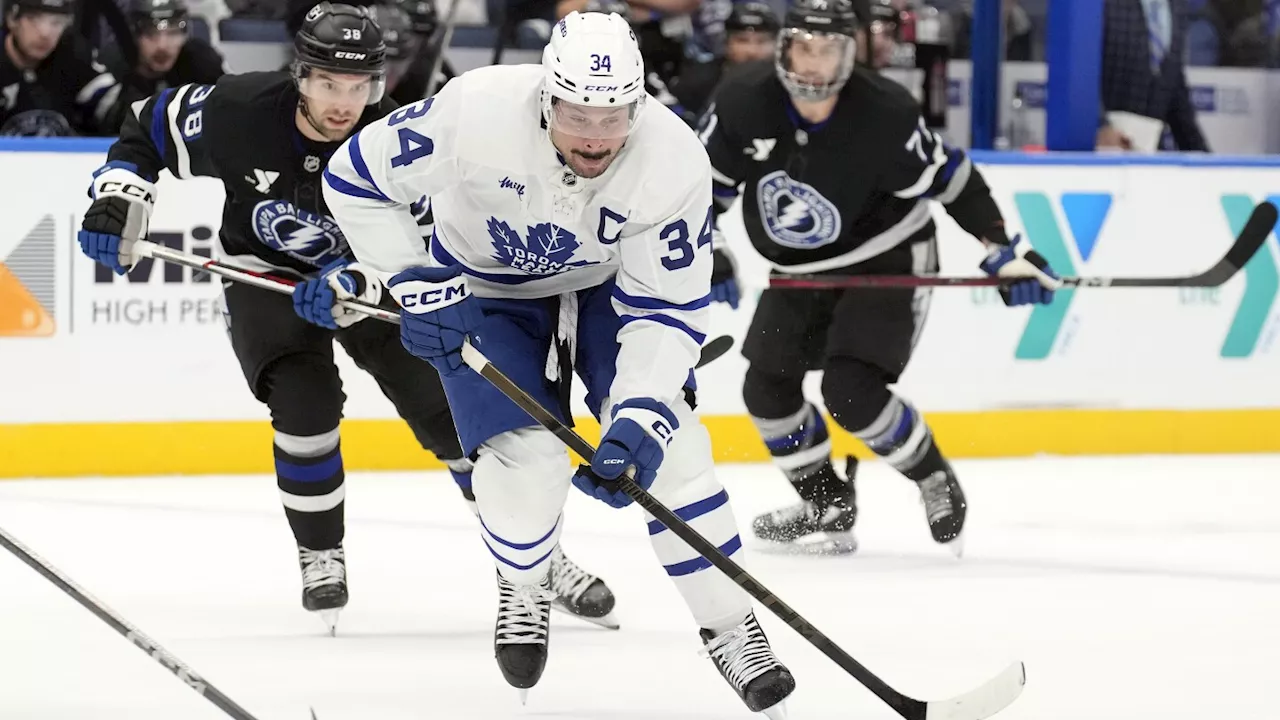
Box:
[0,262,54,337]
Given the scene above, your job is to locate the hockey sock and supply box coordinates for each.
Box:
[274,429,345,550]
[850,395,948,482]
[752,403,846,501]
[446,457,478,516]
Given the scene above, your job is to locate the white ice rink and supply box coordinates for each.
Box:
[1,456,1278,720]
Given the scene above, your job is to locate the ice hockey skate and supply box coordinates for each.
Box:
[547,545,619,630]
[752,457,858,555]
[298,545,347,636]
[494,572,553,703]
[700,612,795,719]
[917,467,967,557]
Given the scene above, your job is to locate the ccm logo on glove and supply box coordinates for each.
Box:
[97,181,154,203]
[396,277,470,313]
[652,420,673,444]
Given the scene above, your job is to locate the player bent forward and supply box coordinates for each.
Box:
[323,11,795,717]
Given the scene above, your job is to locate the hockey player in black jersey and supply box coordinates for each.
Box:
[375,0,455,104]
[76,2,617,633]
[101,0,226,119]
[0,0,123,135]
[701,0,1060,555]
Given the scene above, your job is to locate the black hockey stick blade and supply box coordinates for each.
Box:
[0,525,265,720]
[770,200,1278,290]
[457,339,1025,720]
[696,335,734,368]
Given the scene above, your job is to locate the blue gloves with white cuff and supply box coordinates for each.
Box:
[292,258,383,329]
[979,234,1061,306]
[387,265,483,376]
[572,399,679,508]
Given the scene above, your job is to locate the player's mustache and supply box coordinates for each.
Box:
[573,148,611,161]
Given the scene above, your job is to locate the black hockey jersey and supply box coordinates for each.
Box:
[0,31,123,135]
[105,71,398,276]
[700,60,1006,274]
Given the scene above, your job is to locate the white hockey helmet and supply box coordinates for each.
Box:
[541,11,646,139]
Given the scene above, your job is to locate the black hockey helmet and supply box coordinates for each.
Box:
[7,0,75,16]
[776,0,859,101]
[129,0,190,33]
[392,0,437,36]
[725,1,780,36]
[295,2,388,75]
[371,2,415,60]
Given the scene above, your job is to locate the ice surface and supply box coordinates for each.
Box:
[1,456,1278,720]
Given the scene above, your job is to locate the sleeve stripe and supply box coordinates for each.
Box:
[348,131,393,203]
[618,313,707,345]
[92,83,122,122]
[166,84,193,179]
[149,88,173,166]
[711,166,738,187]
[712,184,739,199]
[934,154,972,205]
[323,167,391,202]
[76,73,117,104]
[611,286,711,311]
[893,136,947,199]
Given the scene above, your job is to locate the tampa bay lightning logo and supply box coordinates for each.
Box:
[488,217,593,275]
[251,199,348,267]
[757,170,842,249]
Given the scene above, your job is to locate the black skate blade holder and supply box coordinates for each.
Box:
[457,340,1026,720]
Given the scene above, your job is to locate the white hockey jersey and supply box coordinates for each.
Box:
[322,64,715,409]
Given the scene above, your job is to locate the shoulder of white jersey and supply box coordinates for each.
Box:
[447,63,544,102]
[627,105,712,218]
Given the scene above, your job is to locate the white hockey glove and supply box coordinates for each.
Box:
[78,167,156,275]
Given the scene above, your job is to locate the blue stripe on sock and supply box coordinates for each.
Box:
[483,538,555,571]
[764,420,816,452]
[648,489,730,535]
[663,534,742,576]
[275,452,342,483]
[479,513,561,551]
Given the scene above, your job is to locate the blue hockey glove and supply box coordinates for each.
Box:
[387,265,482,376]
[292,258,384,329]
[979,234,1062,306]
[572,399,679,508]
[77,167,156,276]
[710,233,740,309]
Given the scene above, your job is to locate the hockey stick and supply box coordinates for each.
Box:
[769,201,1277,290]
[132,240,734,368]
[424,0,461,98]
[456,338,1026,720]
[0,524,264,720]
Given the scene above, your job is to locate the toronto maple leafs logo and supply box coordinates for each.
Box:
[487,217,592,275]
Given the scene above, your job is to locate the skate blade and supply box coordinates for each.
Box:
[755,531,857,557]
[760,700,788,720]
[550,601,621,630]
[517,689,529,706]
[318,608,341,636]
[943,531,965,559]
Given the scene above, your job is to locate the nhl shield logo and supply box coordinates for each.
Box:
[757,170,842,249]
[303,155,321,173]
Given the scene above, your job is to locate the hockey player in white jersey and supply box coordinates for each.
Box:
[322,11,795,717]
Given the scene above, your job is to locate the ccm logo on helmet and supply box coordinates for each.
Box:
[395,277,470,313]
[584,85,619,92]
[334,51,367,60]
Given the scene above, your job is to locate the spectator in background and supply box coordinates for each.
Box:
[102,0,225,117]
[948,0,1032,62]
[1097,0,1209,151]
[669,0,776,119]
[376,0,455,102]
[857,0,902,68]
[1222,1,1280,67]
[0,0,124,135]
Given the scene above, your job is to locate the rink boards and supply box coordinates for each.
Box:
[2,140,1280,476]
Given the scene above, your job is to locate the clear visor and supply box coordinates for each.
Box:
[298,70,387,106]
[777,28,855,86]
[549,98,638,139]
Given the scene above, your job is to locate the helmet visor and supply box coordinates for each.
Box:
[297,67,386,106]
[549,98,638,139]
[776,28,855,101]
